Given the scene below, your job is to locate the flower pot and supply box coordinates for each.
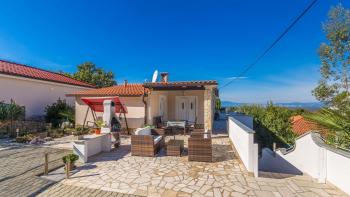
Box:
[95,128,101,135]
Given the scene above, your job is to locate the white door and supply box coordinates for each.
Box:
[176,97,188,121]
[188,97,196,123]
[176,96,197,122]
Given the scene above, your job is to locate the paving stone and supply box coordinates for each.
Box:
[1,130,347,197]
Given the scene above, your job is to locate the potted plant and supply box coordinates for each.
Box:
[73,127,89,140]
[95,119,104,135]
[62,153,79,171]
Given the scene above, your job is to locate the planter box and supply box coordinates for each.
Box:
[73,133,111,163]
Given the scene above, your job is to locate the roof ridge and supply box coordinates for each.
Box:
[144,80,217,83]
[0,58,95,88]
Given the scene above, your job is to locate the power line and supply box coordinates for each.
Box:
[219,0,319,90]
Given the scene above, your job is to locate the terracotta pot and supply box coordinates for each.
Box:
[95,128,101,135]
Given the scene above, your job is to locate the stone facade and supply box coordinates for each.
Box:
[204,86,216,131]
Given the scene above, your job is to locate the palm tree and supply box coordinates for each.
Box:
[304,107,350,149]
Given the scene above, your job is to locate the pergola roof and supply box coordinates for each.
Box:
[81,97,127,113]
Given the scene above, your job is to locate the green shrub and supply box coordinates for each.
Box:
[236,103,298,148]
[0,100,24,121]
[73,127,90,136]
[62,153,79,164]
[45,99,74,128]
[304,107,350,149]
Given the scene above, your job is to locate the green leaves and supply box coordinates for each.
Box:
[45,99,74,128]
[304,107,350,149]
[64,62,117,88]
[0,101,24,121]
[235,103,297,148]
[313,4,350,108]
[62,153,79,164]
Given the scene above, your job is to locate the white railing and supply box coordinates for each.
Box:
[227,116,258,177]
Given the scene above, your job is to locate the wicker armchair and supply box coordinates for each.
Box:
[152,116,167,136]
[188,131,212,162]
[131,128,165,157]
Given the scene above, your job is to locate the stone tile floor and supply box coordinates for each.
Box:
[0,141,70,197]
[59,136,348,197]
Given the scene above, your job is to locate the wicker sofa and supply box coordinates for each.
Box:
[131,127,164,157]
[188,131,212,162]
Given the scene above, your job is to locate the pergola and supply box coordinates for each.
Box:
[81,97,129,132]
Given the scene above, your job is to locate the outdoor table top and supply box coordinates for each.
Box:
[166,121,186,127]
[168,139,184,146]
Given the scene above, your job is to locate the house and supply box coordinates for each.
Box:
[68,73,218,131]
[291,115,328,136]
[0,60,95,119]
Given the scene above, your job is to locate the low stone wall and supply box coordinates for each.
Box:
[0,120,50,138]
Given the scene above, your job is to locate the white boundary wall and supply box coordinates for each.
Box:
[228,116,258,177]
[259,132,350,195]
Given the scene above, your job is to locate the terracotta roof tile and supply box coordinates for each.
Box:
[68,84,147,97]
[0,60,95,88]
[143,80,218,87]
[291,115,327,136]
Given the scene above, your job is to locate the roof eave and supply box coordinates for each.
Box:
[0,71,96,88]
[66,94,144,97]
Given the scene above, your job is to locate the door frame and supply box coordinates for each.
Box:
[159,95,167,120]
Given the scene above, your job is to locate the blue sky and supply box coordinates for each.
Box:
[0,0,349,103]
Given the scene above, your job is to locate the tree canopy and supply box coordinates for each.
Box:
[310,4,350,150]
[312,4,350,108]
[65,62,116,88]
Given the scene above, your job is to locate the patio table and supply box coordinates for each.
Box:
[166,139,184,156]
[166,121,187,136]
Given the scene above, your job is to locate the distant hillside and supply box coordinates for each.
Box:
[221,101,323,111]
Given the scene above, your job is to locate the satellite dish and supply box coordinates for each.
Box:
[152,70,158,82]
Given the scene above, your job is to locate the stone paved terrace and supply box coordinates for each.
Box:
[0,141,69,197]
[57,136,348,197]
[0,139,132,197]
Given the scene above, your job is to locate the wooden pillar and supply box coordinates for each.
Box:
[44,153,48,175]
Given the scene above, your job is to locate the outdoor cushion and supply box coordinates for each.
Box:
[135,127,152,135]
[154,136,162,144]
[204,129,209,139]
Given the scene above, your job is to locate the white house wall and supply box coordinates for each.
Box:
[0,74,91,119]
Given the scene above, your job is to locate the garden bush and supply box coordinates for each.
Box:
[0,100,24,121]
[235,103,301,148]
[62,153,79,164]
[45,99,74,128]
